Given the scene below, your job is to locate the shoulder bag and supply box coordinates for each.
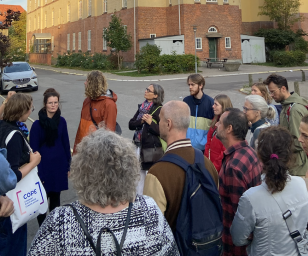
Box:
[65,202,132,256]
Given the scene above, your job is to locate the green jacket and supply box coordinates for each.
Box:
[280,92,308,176]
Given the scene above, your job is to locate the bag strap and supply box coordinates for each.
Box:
[65,202,133,256]
[150,106,162,116]
[5,130,32,153]
[158,153,190,172]
[89,102,99,129]
[261,185,303,244]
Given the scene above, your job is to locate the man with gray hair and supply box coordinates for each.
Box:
[143,100,218,232]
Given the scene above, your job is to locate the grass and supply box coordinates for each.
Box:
[254,62,308,67]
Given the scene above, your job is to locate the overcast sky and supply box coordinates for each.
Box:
[3,0,27,11]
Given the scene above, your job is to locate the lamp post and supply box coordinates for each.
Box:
[193,25,197,74]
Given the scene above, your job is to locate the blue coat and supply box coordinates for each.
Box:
[30,117,71,193]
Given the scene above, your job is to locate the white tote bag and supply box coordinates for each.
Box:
[5,130,48,233]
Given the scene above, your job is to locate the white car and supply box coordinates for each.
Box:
[1,62,38,94]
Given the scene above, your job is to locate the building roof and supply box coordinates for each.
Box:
[0,5,25,24]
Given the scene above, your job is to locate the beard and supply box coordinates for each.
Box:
[190,88,201,97]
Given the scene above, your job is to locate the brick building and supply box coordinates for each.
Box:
[27,0,244,65]
[0,4,25,25]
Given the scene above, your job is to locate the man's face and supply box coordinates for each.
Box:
[268,82,285,103]
[215,111,228,144]
[299,122,308,155]
[188,79,202,97]
[159,109,167,141]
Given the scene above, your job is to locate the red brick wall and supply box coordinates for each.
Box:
[241,21,274,36]
[29,53,52,65]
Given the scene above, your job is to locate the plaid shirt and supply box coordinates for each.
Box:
[219,140,262,256]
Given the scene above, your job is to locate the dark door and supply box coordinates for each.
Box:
[209,38,217,60]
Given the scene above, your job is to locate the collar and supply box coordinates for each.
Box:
[224,140,248,156]
[251,119,266,133]
[165,139,191,153]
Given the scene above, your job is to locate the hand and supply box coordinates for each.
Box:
[30,151,41,166]
[142,114,153,125]
[0,196,14,217]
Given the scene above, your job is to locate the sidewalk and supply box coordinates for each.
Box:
[32,63,308,82]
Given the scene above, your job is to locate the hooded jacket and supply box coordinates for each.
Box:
[280,92,308,176]
[73,90,117,154]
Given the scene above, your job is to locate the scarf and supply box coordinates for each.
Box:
[134,100,153,143]
[38,108,61,147]
[16,121,29,137]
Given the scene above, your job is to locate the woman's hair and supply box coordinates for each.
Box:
[257,126,294,193]
[151,83,164,105]
[245,95,275,120]
[85,70,108,100]
[211,94,233,128]
[3,93,32,122]
[70,128,140,208]
[252,83,272,104]
[43,88,60,108]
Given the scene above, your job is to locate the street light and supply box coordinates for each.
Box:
[193,25,197,74]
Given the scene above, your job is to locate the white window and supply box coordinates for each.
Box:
[223,0,228,2]
[78,32,81,50]
[38,0,40,7]
[122,0,127,8]
[169,0,171,4]
[29,0,31,12]
[196,38,202,49]
[45,0,47,4]
[225,37,231,48]
[195,0,200,2]
[208,27,217,32]
[72,33,75,51]
[79,0,82,19]
[67,34,70,51]
[52,9,54,26]
[150,34,156,38]
[38,16,40,29]
[103,28,107,50]
[51,36,54,51]
[87,30,91,51]
[67,4,71,22]
[206,0,217,2]
[88,0,91,16]
[104,0,107,13]
[44,12,47,28]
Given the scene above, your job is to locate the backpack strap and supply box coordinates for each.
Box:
[89,102,99,129]
[158,153,191,171]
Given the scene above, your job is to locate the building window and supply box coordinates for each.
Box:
[51,36,54,51]
[29,0,31,12]
[103,28,107,50]
[88,0,91,16]
[67,4,71,22]
[104,0,107,13]
[58,9,61,24]
[29,19,31,31]
[78,32,81,50]
[208,27,217,32]
[122,0,127,8]
[206,0,217,2]
[34,17,36,30]
[29,40,31,52]
[35,0,36,7]
[123,25,127,32]
[223,0,228,2]
[73,33,76,51]
[38,0,40,7]
[67,34,70,51]
[45,0,47,4]
[87,30,91,51]
[196,38,202,49]
[225,37,231,48]
[52,9,54,26]
[150,34,156,38]
[44,12,47,28]
[79,0,82,19]
[194,0,200,2]
[38,16,40,29]
[169,0,172,4]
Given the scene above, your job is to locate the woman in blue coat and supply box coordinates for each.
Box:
[30,88,71,226]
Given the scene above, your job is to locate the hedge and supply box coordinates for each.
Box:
[272,50,306,66]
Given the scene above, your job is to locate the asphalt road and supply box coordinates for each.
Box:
[21,68,304,249]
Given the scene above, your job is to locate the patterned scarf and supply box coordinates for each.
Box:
[16,121,29,137]
[134,100,153,144]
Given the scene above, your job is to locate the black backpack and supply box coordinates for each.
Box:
[158,149,223,256]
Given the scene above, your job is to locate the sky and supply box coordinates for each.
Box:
[2,0,27,11]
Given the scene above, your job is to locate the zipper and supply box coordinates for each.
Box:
[190,184,201,199]
[192,235,222,252]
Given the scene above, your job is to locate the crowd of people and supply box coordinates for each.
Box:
[0,70,308,255]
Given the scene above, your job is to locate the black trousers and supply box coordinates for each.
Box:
[37,191,61,227]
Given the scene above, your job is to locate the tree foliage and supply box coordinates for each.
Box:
[103,14,132,70]
[259,0,303,30]
[8,12,26,60]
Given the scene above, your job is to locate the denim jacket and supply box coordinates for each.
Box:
[0,148,17,195]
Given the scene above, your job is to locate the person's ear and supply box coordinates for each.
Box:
[167,119,172,131]
[226,124,233,135]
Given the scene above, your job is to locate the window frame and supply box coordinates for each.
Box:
[150,34,156,38]
[51,36,54,51]
[196,37,202,49]
[52,9,54,26]
[73,33,76,51]
[103,0,107,13]
[44,12,47,28]
[206,0,217,2]
[79,0,82,19]
[67,4,71,22]
[87,30,91,51]
[67,34,70,51]
[78,32,82,51]
[225,37,231,48]
[122,0,127,8]
[88,0,91,16]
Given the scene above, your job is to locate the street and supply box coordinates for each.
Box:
[24,68,305,248]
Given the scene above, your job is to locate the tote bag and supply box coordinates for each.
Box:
[5,130,48,233]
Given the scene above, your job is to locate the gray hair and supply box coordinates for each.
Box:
[70,129,140,208]
[245,95,275,120]
[162,101,191,131]
[151,83,164,105]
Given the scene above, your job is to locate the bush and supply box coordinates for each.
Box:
[272,50,306,66]
[294,37,308,53]
[135,43,161,73]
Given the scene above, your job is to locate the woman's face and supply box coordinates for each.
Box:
[144,85,158,102]
[243,100,260,123]
[19,102,33,122]
[213,100,223,116]
[45,96,59,115]
[251,86,263,97]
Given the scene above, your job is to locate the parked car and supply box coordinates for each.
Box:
[0,62,38,94]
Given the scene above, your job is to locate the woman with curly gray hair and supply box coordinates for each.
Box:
[28,128,179,256]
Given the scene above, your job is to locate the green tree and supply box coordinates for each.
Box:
[103,14,132,70]
[8,12,26,60]
[259,0,303,31]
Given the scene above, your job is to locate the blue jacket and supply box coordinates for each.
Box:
[0,148,17,195]
[183,93,214,150]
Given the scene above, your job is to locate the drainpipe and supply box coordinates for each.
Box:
[178,0,181,35]
[134,0,136,61]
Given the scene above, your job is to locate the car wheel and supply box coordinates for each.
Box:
[32,86,38,92]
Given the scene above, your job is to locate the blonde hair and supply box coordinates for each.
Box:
[211,94,233,128]
[3,93,32,122]
[85,70,108,100]
[252,83,272,104]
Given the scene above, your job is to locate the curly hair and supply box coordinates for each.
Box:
[70,128,140,208]
[257,126,294,194]
[85,70,108,100]
[263,73,289,91]
[3,93,32,122]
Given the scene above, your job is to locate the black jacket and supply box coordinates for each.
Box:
[129,103,162,170]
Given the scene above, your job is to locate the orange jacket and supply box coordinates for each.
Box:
[73,91,117,154]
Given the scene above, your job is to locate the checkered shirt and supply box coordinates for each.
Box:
[219,140,262,256]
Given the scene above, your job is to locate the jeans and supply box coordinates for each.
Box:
[37,191,61,227]
[0,217,27,256]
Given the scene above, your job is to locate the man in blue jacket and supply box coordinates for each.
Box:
[184,74,214,151]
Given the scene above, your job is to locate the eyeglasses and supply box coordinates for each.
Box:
[145,88,154,93]
[269,88,281,96]
[32,105,35,112]
[243,106,257,113]
[47,102,59,106]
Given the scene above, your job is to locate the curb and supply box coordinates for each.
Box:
[34,66,308,82]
